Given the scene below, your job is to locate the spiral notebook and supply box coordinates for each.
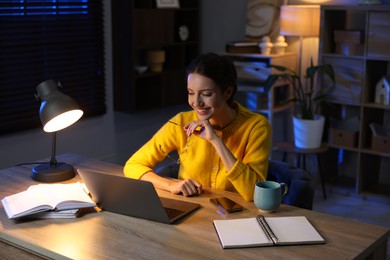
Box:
[213,215,325,249]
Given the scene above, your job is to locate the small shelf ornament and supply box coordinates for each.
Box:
[375,76,390,105]
[259,36,273,55]
[273,35,288,54]
[178,25,189,42]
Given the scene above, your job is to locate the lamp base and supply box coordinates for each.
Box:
[32,162,76,183]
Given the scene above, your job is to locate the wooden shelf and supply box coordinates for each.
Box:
[112,0,200,112]
[321,53,366,60]
[362,102,390,110]
[224,53,297,151]
[319,5,390,197]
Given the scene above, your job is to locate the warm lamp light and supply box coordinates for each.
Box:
[280,5,320,37]
[280,5,320,75]
[32,80,83,182]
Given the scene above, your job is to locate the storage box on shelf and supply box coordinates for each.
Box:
[370,123,390,153]
[372,135,390,153]
[334,30,364,56]
[112,0,200,112]
[319,5,390,199]
[223,53,297,153]
[328,117,360,148]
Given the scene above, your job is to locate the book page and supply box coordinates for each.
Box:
[213,218,273,248]
[2,188,53,218]
[1,182,96,219]
[266,216,325,245]
[31,182,96,211]
[30,209,79,219]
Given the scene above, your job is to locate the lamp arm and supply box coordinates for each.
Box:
[50,132,58,168]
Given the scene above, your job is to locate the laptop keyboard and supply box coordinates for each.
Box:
[164,207,185,219]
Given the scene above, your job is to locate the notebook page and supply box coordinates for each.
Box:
[213,218,274,248]
[266,216,325,245]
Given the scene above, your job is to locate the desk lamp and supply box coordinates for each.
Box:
[32,80,83,182]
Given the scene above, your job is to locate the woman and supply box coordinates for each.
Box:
[124,53,271,201]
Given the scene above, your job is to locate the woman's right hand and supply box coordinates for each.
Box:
[140,171,202,197]
[169,178,202,197]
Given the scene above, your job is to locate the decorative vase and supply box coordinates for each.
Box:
[147,50,165,72]
[259,36,273,55]
[274,35,288,54]
[293,115,325,149]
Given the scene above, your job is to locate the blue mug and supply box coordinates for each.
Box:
[254,181,289,212]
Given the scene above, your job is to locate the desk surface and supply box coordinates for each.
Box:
[0,153,388,260]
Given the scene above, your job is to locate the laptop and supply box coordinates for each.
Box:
[77,169,201,224]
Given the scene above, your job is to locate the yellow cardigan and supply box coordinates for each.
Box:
[124,102,271,201]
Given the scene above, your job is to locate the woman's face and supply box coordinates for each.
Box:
[187,73,231,122]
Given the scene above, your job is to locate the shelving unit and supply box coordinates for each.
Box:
[319,5,390,198]
[112,0,200,112]
[223,53,297,153]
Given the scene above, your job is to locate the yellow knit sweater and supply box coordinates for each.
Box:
[124,102,271,201]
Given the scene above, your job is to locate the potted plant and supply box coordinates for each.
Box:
[264,60,335,149]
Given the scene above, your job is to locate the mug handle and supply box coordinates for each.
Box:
[280,182,289,199]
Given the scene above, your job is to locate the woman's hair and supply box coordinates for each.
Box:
[186,52,237,105]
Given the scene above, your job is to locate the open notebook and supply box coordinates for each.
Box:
[213,215,325,249]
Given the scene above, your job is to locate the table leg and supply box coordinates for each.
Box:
[317,154,327,199]
[297,154,301,169]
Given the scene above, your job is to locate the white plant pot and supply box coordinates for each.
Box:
[293,115,325,149]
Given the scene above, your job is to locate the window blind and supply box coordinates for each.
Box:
[0,0,105,135]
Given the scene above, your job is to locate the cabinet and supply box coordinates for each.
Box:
[112,0,200,112]
[319,5,390,198]
[223,53,297,152]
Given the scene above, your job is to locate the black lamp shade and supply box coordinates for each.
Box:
[37,80,83,132]
[32,80,83,182]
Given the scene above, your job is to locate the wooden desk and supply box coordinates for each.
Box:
[0,154,389,259]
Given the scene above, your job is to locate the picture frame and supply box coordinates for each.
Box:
[156,0,180,8]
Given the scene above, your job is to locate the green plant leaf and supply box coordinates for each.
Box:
[321,64,336,83]
[263,75,279,93]
[263,60,336,120]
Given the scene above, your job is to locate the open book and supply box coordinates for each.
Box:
[213,215,325,249]
[1,182,96,219]
[30,209,81,219]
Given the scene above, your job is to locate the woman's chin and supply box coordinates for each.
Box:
[197,112,214,121]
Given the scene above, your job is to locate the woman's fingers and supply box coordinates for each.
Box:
[172,179,202,196]
[184,120,208,136]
